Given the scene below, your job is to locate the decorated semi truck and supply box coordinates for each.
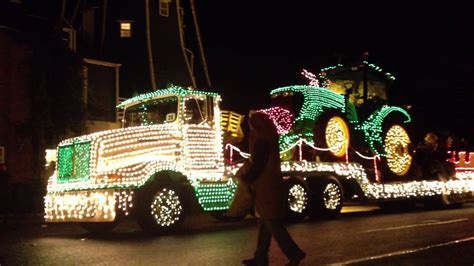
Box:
[44,85,474,233]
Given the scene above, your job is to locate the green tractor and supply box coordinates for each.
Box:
[269,62,413,182]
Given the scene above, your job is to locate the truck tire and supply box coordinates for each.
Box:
[285,178,309,223]
[308,178,343,219]
[137,184,185,233]
[80,221,118,234]
[313,113,350,161]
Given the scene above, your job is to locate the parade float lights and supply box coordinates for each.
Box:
[46,82,474,225]
[224,68,469,200]
[355,105,411,155]
[151,188,183,227]
[269,84,411,162]
[46,86,232,221]
[226,133,474,201]
[325,116,350,157]
[44,189,134,222]
[270,85,346,151]
[256,107,294,135]
[318,61,396,87]
[301,69,320,87]
[288,183,308,213]
[281,161,474,200]
[449,151,474,180]
[384,125,412,176]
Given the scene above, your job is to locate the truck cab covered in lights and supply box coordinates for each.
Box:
[124,96,179,127]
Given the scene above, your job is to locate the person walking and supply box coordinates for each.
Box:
[241,111,305,266]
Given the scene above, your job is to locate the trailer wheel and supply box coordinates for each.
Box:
[80,221,118,234]
[309,178,343,219]
[286,178,309,223]
[137,184,185,233]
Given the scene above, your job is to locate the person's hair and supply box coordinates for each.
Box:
[424,132,438,144]
[248,112,277,138]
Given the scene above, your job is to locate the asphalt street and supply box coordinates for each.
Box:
[2,204,474,265]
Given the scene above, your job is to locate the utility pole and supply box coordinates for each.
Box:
[190,0,212,89]
[145,0,157,90]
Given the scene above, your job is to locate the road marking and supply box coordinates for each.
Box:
[332,235,474,265]
[364,218,468,233]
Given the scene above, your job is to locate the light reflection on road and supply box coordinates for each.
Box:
[341,205,380,213]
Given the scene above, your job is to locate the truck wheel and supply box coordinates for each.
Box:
[313,114,350,160]
[137,184,185,233]
[80,221,118,234]
[286,178,309,223]
[308,178,343,219]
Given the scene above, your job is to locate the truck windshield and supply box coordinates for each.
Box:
[123,96,178,127]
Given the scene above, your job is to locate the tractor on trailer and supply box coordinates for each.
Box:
[44,85,474,233]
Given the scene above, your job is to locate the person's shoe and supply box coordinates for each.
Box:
[242,258,268,266]
[286,251,306,266]
[242,258,257,266]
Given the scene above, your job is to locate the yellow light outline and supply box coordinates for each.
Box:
[384,125,412,176]
[325,116,350,157]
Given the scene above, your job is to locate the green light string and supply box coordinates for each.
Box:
[193,180,237,211]
[279,130,314,152]
[318,61,397,87]
[58,141,91,183]
[117,86,220,109]
[270,85,346,151]
[357,105,411,156]
[362,61,396,81]
[271,85,345,122]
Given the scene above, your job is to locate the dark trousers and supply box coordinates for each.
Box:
[254,218,303,264]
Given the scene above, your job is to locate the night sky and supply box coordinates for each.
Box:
[12,1,474,143]
[196,2,474,143]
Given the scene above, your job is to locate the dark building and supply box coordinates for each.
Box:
[0,0,211,213]
[57,0,211,131]
[64,0,211,94]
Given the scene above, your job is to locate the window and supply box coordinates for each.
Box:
[184,98,207,124]
[120,22,132,38]
[61,27,76,52]
[159,0,170,17]
[123,97,178,127]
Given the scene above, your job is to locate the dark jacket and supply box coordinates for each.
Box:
[244,113,284,219]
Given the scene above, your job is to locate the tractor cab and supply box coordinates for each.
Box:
[319,61,394,109]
